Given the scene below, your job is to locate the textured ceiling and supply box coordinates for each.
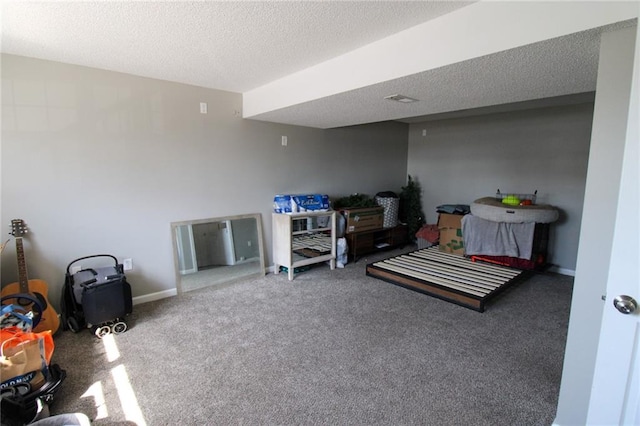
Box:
[1,1,637,129]
[2,1,471,92]
[250,28,605,128]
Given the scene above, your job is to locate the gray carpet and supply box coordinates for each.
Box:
[48,247,573,425]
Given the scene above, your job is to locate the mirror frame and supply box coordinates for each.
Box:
[170,213,266,294]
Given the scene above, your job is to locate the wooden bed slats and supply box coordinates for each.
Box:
[366,246,525,312]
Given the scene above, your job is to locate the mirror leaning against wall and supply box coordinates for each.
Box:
[171,213,266,294]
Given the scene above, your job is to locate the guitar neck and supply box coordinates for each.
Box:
[15,237,30,293]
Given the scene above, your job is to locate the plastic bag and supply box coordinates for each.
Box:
[1,293,44,333]
[1,305,34,333]
[1,326,54,391]
[336,237,348,268]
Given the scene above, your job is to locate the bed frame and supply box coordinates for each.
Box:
[366,246,526,312]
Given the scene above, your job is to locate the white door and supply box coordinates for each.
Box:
[222,220,237,266]
[175,224,198,275]
[587,21,640,424]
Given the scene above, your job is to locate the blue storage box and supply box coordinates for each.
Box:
[274,194,330,213]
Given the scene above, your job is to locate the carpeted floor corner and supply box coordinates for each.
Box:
[48,247,573,425]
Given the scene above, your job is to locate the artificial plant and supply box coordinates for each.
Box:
[399,175,426,241]
[332,193,377,210]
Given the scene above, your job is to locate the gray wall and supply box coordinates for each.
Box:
[407,103,594,273]
[0,54,408,306]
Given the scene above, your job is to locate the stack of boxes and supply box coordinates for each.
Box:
[273,194,330,213]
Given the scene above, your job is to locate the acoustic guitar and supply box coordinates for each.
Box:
[1,219,60,334]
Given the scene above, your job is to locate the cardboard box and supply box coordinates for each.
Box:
[341,207,384,233]
[438,213,465,255]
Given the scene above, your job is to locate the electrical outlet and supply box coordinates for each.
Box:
[71,265,82,274]
[123,258,133,271]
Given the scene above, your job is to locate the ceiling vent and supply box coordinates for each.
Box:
[384,94,419,103]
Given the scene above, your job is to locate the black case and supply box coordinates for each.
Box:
[0,364,66,426]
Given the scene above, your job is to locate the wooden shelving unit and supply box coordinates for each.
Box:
[272,211,336,280]
[345,224,409,262]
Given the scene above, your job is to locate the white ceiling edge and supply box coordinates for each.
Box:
[243,1,639,123]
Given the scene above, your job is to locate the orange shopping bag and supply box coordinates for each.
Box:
[0,326,54,391]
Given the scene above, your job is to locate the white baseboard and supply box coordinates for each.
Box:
[547,266,576,276]
[132,288,177,306]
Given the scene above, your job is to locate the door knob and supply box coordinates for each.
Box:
[613,295,638,314]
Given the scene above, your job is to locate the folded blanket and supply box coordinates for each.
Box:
[436,204,470,215]
[461,215,535,260]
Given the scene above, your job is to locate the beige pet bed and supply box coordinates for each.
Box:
[471,197,559,223]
